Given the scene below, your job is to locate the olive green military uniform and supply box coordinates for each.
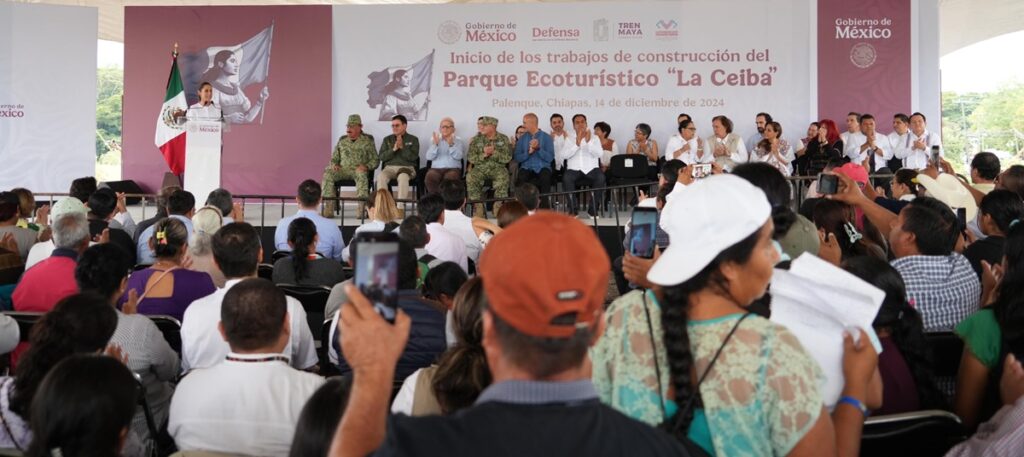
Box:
[322,115,379,205]
[467,117,512,218]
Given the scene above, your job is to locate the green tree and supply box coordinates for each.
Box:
[96,67,123,157]
[969,82,1024,156]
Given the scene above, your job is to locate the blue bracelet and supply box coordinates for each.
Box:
[837,395,869,418]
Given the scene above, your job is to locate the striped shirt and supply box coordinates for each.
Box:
[946,397,1024,457]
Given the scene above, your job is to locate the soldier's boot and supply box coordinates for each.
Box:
[473,203,486,219]
[321,200,336,218]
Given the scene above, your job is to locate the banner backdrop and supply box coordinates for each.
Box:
[123,6,331,195]
[0,3,97,192]
[333,2,813,160]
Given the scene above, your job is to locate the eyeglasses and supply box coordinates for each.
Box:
[391,123,402,128]
[684,128,697,131]
[441,125,454,129]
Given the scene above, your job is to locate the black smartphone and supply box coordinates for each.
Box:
[931,146,942,170]
[818,173,839,195]
[692,163,712,179]
[957,207,967,232]
[629,207,658,259]
[353,232,400,323]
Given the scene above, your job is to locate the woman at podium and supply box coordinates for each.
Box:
[187,82,222,121]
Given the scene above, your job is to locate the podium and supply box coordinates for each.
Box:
[183,118,223,205]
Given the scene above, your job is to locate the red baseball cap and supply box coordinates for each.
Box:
[834,163,869,186]
[478,211,610,339]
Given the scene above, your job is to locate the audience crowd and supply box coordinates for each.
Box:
[0,108,1023,457]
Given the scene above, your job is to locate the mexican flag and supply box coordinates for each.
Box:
[155,53,187,175]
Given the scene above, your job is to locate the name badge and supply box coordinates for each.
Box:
[625,158,634,167]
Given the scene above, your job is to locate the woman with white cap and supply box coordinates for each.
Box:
[592,174,878,456]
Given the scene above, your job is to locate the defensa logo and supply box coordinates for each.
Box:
[0,104,25,118]
[464,22,518,42]
[533,26,580,42]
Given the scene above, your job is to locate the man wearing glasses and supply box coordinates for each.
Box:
[377,114,421,200]
[423,117,466,194]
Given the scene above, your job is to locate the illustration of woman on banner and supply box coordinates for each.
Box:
[203,49,269,124]
[379,69,429,121]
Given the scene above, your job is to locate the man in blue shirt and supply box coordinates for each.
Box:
[423,117,466,194]
[274,180,346,262]
[514,112,555,207]
[136,189,195,265]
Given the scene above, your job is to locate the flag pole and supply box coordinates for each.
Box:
[259,21,274,125]
[422,49,434,121]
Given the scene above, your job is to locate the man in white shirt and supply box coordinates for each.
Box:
[439,179,482,263]
[549,113,569,171]
[887,113,912,171]
[897,112,941,170]
[855,114,894,173]
[745,112,772,151]
[841,111,867,162]
[274,179,346,262]
[559,113,606,216]
[170,278,324,455]
[181,222,318,373]
[417,194,468,271]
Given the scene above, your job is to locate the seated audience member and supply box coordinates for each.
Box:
[87,188,137,266]
[424,117,466,195]
[970,152,1001,197]
[495,200,528,228]
[26,355,137,457]
[843,256,946,415]
[392,277,489,416]
[753,121,795,176]
[857,114,895,184]
[137,189,196,265]
[205,188,238,224]
[663,113,691,163]
[101,187,138,239]
[332,213,707,456]
[470,201,529,251]
[946,355,1024,457]
[955,221,1024,430]
[873,168,920,215]
[0,294,117,450]
[744,112,771,151]
[68,176,97,203]
[797,118,844,176]
[342,189,403,264]
[10,188,46,234]
[513,113,556,203]
[13,212,89,312]
[181,222,317,372]
[189,205,226,287]
[626,122,661,181]
[273,217,345,288]
[513,182,540,215]
[440,179,482,263]
[465,116,513,219]
[122,217,216,321]
[813,199,888,263]
[898,112,941,170]
[169,279,325,455]
[398,215,436,287]
[731,162,819,261]
[418,194,468,272]
[0,192,38,261]
[964,190,1023,279]
[24,197,89,270]
[289,376,353,457]
[829,174,981,332]
[422,261,469,311]
[0,315,17,355]
[996,164,1024,200]
[560,113,606,216]
[275,180,346,262]
[591,175,878,457]
[76,243,179,440]
[134,185,180,244]
[322,114,378,216]
[594,121,618,171]
[328,240,445,381]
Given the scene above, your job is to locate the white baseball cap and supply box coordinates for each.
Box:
[648,174,771,286]
[51,197,88,219]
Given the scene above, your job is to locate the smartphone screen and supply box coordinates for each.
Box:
[818,174,839,195]
[931,146,942,169]
[629,208,658,259]
[354,233,399,323]
[956,207,967,232]
[692,163,712,179]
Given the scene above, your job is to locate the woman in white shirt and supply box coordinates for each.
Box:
[186,82,222,121]
[594,121,619,171]
[754,122,795,176]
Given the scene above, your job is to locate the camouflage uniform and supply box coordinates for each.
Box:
[322,116,378,215]
[466,117,512,218]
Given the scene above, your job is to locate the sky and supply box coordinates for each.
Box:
[940,31,1024,94]
[99,31,1024,92]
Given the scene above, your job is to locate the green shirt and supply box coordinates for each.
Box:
[332,133,379,170]
[380,134,420,168]
[956,309,1001,369]
[468,133,512,166]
